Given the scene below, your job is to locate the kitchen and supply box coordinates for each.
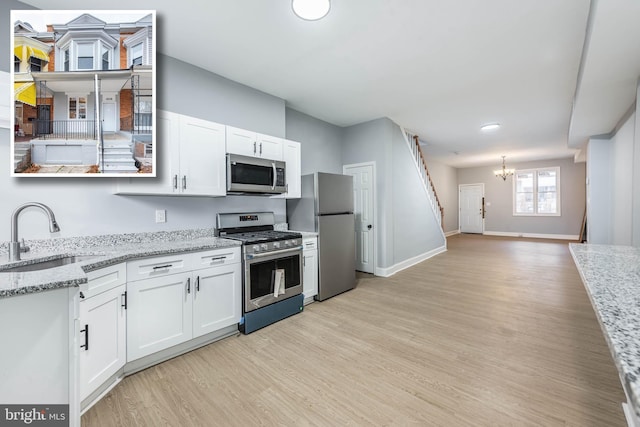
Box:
[2,0,640,426]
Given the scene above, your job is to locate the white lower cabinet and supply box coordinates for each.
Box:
[79,264,127,403]
[126,272,193,361]
[127,248,241,361]
[302,236,318,303]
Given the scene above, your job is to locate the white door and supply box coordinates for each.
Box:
[102,102,116,132]
[459,184,484,234]
[344,163,375,274]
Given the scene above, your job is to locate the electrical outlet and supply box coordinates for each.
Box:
[155,209,166,223]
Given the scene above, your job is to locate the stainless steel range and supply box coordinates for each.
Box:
[216,212,304,334]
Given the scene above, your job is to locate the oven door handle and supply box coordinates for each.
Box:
[246,246,302,259]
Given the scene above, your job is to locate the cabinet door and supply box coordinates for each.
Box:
[284,140,301,198]
[79,284,126,401]
[114,110,180,195]
[192,263,241,338]
[226,126,257,157]
[303,246,318,301]
[127,273,193,361]
[257,133,283,160]
[179,115,226,196]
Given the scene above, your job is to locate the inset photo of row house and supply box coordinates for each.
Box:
[11,10,155,176]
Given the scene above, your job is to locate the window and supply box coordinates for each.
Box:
[69,96,87,119]
[131,43,143,66]
[101,46,109,70]
[64,49,69,71]
[14,55,20,73]
[513,167,560,216]
[134,96,152,128]
[29,57,42,72]
[77,43,93,69]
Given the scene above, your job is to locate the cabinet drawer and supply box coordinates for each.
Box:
[127,253,190,281]
[303,237,317,251]
[191,247,240,270]
[81,263,126,299]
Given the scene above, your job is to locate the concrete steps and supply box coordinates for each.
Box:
[14,144,31,172]
[99,143,138,174]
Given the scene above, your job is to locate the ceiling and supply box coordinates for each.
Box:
[19,0,640,168]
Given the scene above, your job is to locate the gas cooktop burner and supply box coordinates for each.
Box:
[225,230,302,244]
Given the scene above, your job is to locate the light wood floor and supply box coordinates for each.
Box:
[82,234,626,426]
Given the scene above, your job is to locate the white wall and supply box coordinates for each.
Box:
[634,80,640,247]
[611,115,634,245]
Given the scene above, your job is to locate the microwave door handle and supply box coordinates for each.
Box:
[272,162,276,190]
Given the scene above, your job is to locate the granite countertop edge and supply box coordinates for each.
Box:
[569,243,640,418]
[0,229,241,299]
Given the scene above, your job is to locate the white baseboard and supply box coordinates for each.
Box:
[375,245,446,277]
[483,231,580,241]
[444,229,460,237]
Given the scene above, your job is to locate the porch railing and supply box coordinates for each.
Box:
[32,120,97,140]
[120,114,152,134]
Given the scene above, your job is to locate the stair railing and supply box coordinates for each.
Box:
[402,129,444,228]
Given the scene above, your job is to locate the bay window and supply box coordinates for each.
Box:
[77,43,93,69]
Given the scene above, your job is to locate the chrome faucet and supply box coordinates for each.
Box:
[9,202,60,262]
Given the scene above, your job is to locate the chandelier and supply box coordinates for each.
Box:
[494,156,515,181]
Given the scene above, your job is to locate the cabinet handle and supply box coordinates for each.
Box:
[79,291,85,299]
[186,277,191,294]
[152,264,173,270]
[259,142,263,155]
[173,174,178,190]
[196,276,200,292]
[121,291,127,309]
[253,141,257,154]
[182,175,187,190]
[303,256,306,267]
[80,324,89,351]
[210,256,226,262]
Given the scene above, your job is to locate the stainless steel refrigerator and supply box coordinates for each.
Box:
[287,172,356,301]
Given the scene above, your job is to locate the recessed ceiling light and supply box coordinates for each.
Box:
[480,123,501,131]
[292,0,331,21]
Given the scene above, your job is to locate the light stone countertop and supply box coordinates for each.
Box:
[0,229,240,299]
[569,243,640,418]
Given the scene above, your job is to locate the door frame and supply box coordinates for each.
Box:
[458,183,485,234]
[343,161,377,275]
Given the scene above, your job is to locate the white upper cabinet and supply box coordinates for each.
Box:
[273,139,301,199]
[115,110,226,197]
[226,126,284,161]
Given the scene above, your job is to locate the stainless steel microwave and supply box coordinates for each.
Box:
[226,153,287,194]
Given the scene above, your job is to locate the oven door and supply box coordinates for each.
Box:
[244,246,303,312]
[227,154,286,194]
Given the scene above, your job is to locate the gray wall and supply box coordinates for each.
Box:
[425,156,459,234]
[587,99,639,246]
[285,107,343,174]
[458,157,586,237]
[342,118,445,269]
[158,55,285,138]
[390,124,445,263]
[342,118,395,268]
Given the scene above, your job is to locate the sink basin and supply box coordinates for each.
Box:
[0,255,100,272]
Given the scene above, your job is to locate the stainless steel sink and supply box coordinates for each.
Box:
[0,255,100,272]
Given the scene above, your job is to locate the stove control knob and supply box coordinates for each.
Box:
[273,242,280,248]
[261,244,269,251]
[252,245,260,252]
[284,240,291,246]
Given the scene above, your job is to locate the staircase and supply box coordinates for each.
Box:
[14,143,31,172]
[100,135,138,174]
[401,129,445,229]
